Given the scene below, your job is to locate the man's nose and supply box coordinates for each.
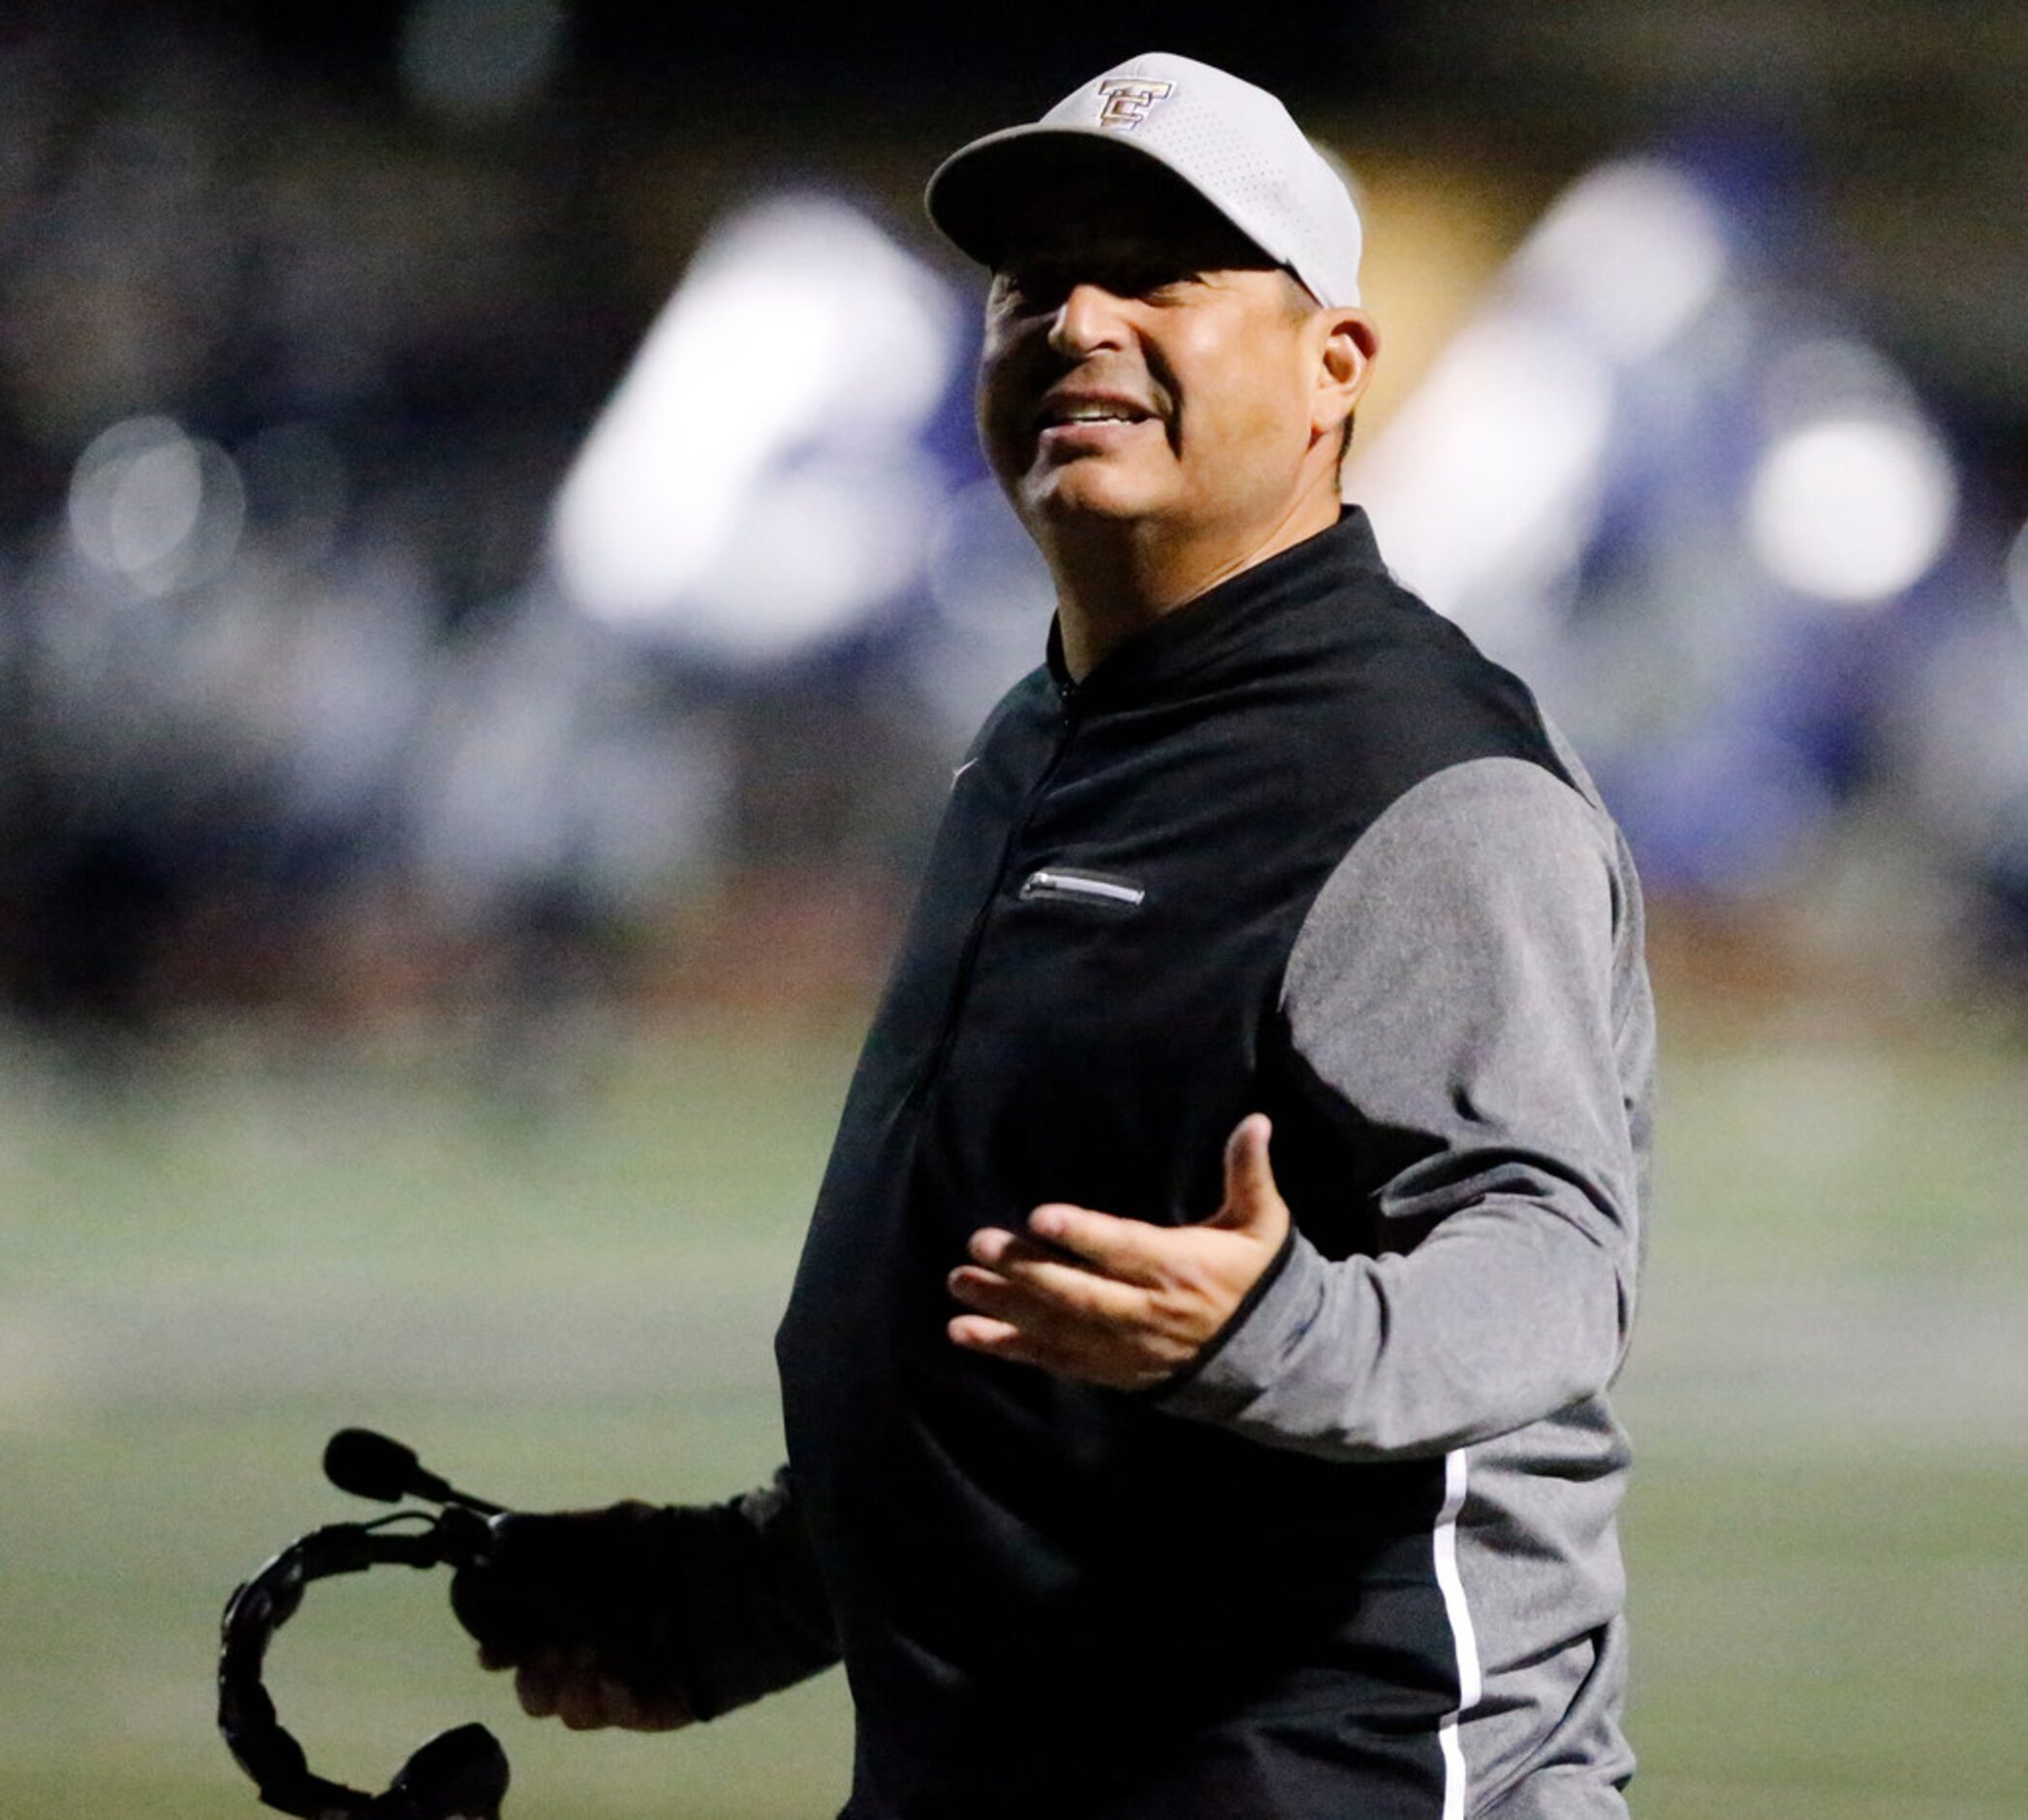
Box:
[1047,282,1132,360]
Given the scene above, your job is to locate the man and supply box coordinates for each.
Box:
[453,51,1655,1820]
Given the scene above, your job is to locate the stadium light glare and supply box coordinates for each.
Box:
[1745,412,1956,606]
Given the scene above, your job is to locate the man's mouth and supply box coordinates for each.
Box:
[1035,393,1159,432]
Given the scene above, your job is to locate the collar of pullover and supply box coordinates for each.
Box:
[1044,506,1386,714]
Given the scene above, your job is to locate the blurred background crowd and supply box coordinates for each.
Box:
[4,7,2026,1819]
[7,0,2028,1074]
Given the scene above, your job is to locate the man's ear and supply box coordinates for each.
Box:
[1312,308,1379,441]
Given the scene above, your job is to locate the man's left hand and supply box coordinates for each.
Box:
[947,1113,1290,1391]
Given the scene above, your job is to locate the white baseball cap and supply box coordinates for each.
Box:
[925,51,1362,308]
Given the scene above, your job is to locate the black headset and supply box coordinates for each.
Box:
[217,1431,513,1820]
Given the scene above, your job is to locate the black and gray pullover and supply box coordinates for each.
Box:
[693,507,1653,1819]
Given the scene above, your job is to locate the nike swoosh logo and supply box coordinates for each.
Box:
[951,758,978,791]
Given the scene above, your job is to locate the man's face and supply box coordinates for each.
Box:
[978,173,1322,544]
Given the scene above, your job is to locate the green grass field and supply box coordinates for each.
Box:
[3,1016,2024,1817]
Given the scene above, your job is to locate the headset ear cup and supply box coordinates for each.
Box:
[380,1722,510,1819]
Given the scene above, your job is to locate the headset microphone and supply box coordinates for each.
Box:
[324,1428,506,1516]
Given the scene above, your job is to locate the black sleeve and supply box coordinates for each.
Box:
[660,1466,841,1718]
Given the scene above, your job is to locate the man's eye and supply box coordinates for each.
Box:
[990,265,1200,310]
[1117,264,1201,298]
[993,273,1051,310]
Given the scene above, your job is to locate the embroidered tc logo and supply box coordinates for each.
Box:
[1095,78,1176,131]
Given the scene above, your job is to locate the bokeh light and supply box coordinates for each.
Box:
[551,194,960,661]
[1349,315,1612,639]
[1746,412,1957,604]
[1513,158,1731,364]
[399,0,564,122]
[66,415,245,596]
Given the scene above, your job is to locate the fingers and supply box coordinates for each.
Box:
[1214,1113,1286,1235]
[1224,1112,1272,1194]
[953,1230,1148,1317]
[947,1312,1041,1365]
[508,1646,692,1731]
[948,1227,1199,1386]
[947,1309,1156,1386]
[511,1645,577,1719]
[613,1682,696,1732]
[1021,1204,1174,1285]
[947,1265,1142,1358]
[555,1669,621,1733]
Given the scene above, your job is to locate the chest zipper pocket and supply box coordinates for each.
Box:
[1018,867,1147,911]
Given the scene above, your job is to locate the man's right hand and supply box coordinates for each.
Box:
[450,1501,699,1733]
[477,1638,695,1732]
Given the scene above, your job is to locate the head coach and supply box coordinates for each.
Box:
[450,51,1656,1820]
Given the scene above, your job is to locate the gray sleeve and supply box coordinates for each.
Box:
[1154,756,1643,1459]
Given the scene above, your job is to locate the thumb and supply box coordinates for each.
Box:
[1212,1114,1288,1238]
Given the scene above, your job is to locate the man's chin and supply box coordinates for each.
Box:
[1019,467,1163,529]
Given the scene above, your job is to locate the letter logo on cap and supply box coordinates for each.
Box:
[1095,78,1175,131]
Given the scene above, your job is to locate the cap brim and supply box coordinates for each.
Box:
[924,124,1272,272]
